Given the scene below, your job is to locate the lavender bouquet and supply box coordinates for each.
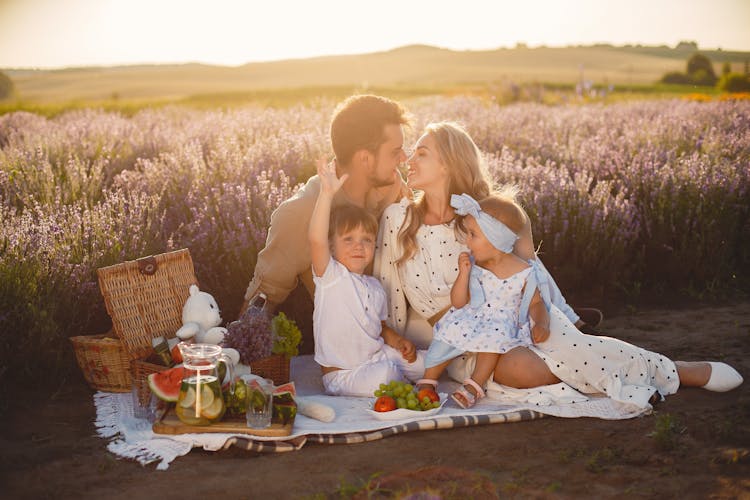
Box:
[221,304,273,364]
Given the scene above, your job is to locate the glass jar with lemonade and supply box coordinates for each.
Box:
[175,343,234,425]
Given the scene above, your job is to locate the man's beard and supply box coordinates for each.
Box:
[368,168,400,188]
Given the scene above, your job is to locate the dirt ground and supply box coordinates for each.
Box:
[2,301,749,499]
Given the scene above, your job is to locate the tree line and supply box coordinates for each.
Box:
[661,52,750,92]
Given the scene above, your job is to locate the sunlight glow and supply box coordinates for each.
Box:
[0,0,749,69]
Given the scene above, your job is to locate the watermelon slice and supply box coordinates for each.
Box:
[273,381,296,396]
[147,366,184,402]
[272,400,297,425]
[271,381,297,425]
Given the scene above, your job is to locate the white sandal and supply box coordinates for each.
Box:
[416,378,439,391]
[451,378,485,409]
[703,362,743,392]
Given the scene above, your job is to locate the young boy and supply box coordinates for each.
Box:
[309,159,425,397]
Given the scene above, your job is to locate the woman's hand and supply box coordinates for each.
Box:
[317,157,348,197]
[528,289,550,343]
[531,324,550,343]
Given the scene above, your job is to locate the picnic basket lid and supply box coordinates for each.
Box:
[97,248,198,360]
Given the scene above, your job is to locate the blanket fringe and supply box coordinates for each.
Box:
[94,392,124,439]
[108,439,192,470]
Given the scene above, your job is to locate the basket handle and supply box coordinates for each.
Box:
[137,256,158,275]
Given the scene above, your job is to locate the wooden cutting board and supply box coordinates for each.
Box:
[153,407,293,437]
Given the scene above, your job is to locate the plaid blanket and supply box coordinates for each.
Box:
[225,410,543,452]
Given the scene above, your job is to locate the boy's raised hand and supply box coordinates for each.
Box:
[317,157,348,196]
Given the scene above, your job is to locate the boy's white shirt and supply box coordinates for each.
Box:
[312,257,387,370]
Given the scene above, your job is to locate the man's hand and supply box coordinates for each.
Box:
[367,170,411,211]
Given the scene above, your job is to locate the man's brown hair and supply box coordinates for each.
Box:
[330,95,409,166]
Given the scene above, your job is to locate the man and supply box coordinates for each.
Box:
[242,94,411,318]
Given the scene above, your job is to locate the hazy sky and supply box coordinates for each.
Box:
[1,0,749,69]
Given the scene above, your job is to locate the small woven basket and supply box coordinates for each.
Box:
[70,334,132,392]
[251,354,291,384]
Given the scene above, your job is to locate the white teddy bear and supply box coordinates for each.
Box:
[174,284,246,368]
[176,284,228,344]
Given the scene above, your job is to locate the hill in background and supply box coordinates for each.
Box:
[4,43,750,104]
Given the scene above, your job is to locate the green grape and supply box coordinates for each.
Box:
[377,380,442,411]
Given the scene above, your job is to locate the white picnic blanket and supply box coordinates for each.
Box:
[94,355,651,469]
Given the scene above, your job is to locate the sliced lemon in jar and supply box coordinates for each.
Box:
[199,384,215,408]
[175,404,204,425]
[201,397,224,419]
[179,386,196,408]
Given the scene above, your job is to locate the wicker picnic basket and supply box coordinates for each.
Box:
[96,249,198,401]
[251,354,290,384]
[70,332,132,392]
[96,249,198,361]
[95,248,290,401]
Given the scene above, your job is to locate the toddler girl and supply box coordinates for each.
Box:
[418,192,550,408]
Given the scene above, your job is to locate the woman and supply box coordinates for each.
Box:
[374,121,742,395]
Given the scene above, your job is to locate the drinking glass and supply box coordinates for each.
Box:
[246,380,274,429]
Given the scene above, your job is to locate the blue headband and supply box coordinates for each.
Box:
[450,193,519,253]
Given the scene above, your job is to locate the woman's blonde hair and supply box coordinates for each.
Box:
[395,122,492,266]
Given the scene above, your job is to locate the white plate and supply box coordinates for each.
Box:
[366,394,448,421]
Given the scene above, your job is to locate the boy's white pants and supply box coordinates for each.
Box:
[322,344,426,397]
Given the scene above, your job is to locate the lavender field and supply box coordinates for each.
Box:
[1,97,749,391]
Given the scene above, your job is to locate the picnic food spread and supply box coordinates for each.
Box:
[373,380,442,412]
[147,341,304,435]
[135,286,308,435]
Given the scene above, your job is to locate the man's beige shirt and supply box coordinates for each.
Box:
[243,175,409,309]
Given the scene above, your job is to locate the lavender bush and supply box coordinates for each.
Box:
[1,97,748,400]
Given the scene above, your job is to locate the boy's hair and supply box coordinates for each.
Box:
[330,95,410,166]
[456,188,527,237]
[328,205,379,240]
